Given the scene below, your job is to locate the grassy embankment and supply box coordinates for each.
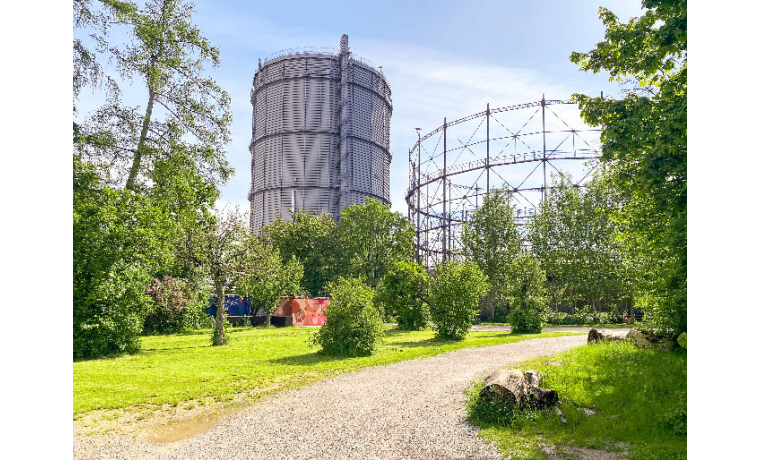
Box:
[74,326,581,416]
[467,340,687,459]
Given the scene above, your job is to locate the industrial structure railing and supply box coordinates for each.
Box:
[406,96,602,268]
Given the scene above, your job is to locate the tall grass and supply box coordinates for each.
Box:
[467,340,686,459]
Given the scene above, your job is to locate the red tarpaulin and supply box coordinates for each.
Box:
[274,297,329,326]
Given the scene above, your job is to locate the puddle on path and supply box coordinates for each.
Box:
[147,413,221,443]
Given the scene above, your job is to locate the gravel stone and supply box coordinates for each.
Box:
[74,334,618,459]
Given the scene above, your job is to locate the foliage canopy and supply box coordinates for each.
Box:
[73,156,173,358]
[571,0,687,332]
[378,261,431,331]
[430,261,489,341]
[461,187,522,315]
[260,211,335,296]
[333,198,415,288]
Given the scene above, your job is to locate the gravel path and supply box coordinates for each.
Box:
[73,333,621,459]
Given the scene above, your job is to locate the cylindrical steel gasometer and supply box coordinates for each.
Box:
[249,34,392,232]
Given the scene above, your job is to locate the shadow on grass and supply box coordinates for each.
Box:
[267,350,355,366]
[141,345,211,353]
[385,337,457,349]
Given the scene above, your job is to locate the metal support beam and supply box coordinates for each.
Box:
[486,103,490,195]
[405,98,601,269]
[416,128,422,264]
[442,117,447,261]
[542,94,547,204]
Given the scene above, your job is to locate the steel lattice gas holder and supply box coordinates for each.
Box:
[406,97,602,268]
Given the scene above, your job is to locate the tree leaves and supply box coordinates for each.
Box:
[571,0,686,332]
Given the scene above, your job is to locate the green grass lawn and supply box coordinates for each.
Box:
[467,340,687,459]
[477,322,637,329]
[73,326,580,415]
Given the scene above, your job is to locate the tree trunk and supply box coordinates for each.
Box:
[587,328,623,343]
[213,282,225,346]
[480,369,525,408]
[126,82,157,191]
[480,369,558,410]
[629,299,634,323]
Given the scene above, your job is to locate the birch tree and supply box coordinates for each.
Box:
[76,0,232,195]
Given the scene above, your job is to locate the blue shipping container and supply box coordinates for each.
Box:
[205,294,251,318]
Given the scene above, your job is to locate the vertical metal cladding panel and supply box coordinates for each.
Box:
[250,39,392,232]
[329,79,341,188]
[346,62,392,206]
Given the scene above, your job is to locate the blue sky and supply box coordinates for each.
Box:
[74,0,647,216]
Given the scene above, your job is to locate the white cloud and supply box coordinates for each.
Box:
[346,39,592,215]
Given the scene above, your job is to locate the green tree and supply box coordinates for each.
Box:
[73,156,172,359]
[312,277,384,357]
[571,0,686,333]
[260,211,335,296]
[377,261,430,330]
[74,0,232,232]
[73,0,124,110]
[461,187,522,318]
[239,255,304,327]
[74,0,231,283]
[179,209,262,346]
[506,254,548,334]
[528,175,625,313]
[334,198,415,288]
[430,261,490,341]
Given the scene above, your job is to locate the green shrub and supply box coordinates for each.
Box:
[73,261,155,358]
[510,307,543,334]
[180,301,215,330]
[492,305,510,323]
[543,307,625,325]
[677,332,687,349]
[430,261,489,341]
[74,159,172,359]
[377,261,430,330]
[506,254,546,334]
[312,277,384,356]
[574,306,596,324]
[663,392,687,435]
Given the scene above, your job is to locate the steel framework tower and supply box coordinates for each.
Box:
[406,97,602,268]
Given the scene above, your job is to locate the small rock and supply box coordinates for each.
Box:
[541,444,556,455]
[555,406,567,425]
